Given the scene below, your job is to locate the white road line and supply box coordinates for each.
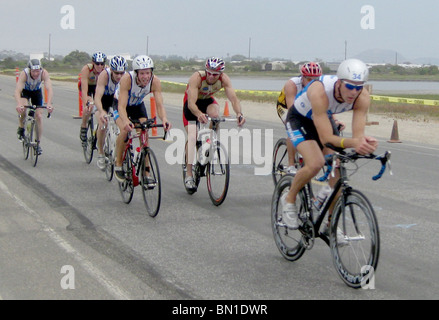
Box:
[0,180,130,300]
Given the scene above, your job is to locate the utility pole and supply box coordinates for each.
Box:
[248,37,251,60]
[48,33,51,61]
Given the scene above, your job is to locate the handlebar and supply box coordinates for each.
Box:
[125,118,168,141]
[317,143,392,182]
[23,105,51,118]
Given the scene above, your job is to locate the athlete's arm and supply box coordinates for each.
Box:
[151,76,171,130]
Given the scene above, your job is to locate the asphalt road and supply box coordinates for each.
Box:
[0,74,438,300]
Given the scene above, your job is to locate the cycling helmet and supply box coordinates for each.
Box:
[28,59,42,70]
[110,55,128,72]
[337,59,369,82]
[300,62,322,77]
[132,55,154,71]
[205,57,225,73]
[92,51,107,63]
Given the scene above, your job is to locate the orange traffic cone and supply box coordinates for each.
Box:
[223,101,230,117]
[387,120,401,143]
[16,67,19,82]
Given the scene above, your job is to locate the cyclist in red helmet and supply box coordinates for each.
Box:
[276,62,324,174]
[182,57,245,191]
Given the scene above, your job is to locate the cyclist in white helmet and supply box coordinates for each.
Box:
[183,57,246,191]
[15,59,54,155]
[281,58,377,234]
[94,55,128,170]
[113,55,171,183]
[79,51,107,144]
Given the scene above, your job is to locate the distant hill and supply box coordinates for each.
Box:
[353,49,407,64]
[353,49,439,66]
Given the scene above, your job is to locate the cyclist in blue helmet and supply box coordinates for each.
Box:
[94,55,128,170]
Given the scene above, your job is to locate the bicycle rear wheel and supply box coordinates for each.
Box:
[140,148,161,217]
[330,189,380,289]
[271,175,307,261]
[118,150,134,204]
[206,142,230,206]
[104,130,114,181]
[272,138,289,185]
[83,119,96,164]
[30,121,39,167]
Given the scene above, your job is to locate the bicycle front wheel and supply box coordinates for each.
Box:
[206,142,230,206]
[140,148,161,217]
[271,175,307,261]
[272,138,289,185]
[30,121,39,167]
[22,124,30,160]
[118,150,134,204]
[104,130,114,181]
[83,119,96,164]
[330,189,380,289]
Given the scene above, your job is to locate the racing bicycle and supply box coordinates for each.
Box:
[102,108,120,181]
[182,116,236,206]
[271,144,392,288]
[21,105,51,167]
[82,101,99,164]
[118,118,165,217]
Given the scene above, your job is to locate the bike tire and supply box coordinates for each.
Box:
[182,143,200,195]
[30,121,39,167]
[330,189,380,289]
[22,123,30,160]
[118,149,134,204]
[140,148,161,217]
[271,175,307,261]
[83,119,95,164]
[206,142,230,206]
[104,129,114,181]
[272,138,289,186]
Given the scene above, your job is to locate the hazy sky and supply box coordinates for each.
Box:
[1,0,438,62]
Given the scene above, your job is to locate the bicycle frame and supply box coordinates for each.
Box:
[307,148,391,241]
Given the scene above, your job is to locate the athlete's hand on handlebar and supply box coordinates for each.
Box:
[237,113,245,127]
[354,136,378,155]
[16,105,25,113]
[197,113,209,124]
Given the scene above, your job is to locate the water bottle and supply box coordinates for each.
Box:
[133,147,141,165]
[314,185,332,209]
[199,134,211,165]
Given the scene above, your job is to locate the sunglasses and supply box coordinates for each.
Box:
[113,71,125,75]
[206,70,221,77]
[342,80,364,91]
[95,62,105,66]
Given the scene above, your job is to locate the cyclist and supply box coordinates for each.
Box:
[281,58,377,231]
[94,55,128,170]
[183,57,245,192]
[113,55,171,183]
[79,51,107,144]
[276,62,322,174]
[15,58,54,155]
